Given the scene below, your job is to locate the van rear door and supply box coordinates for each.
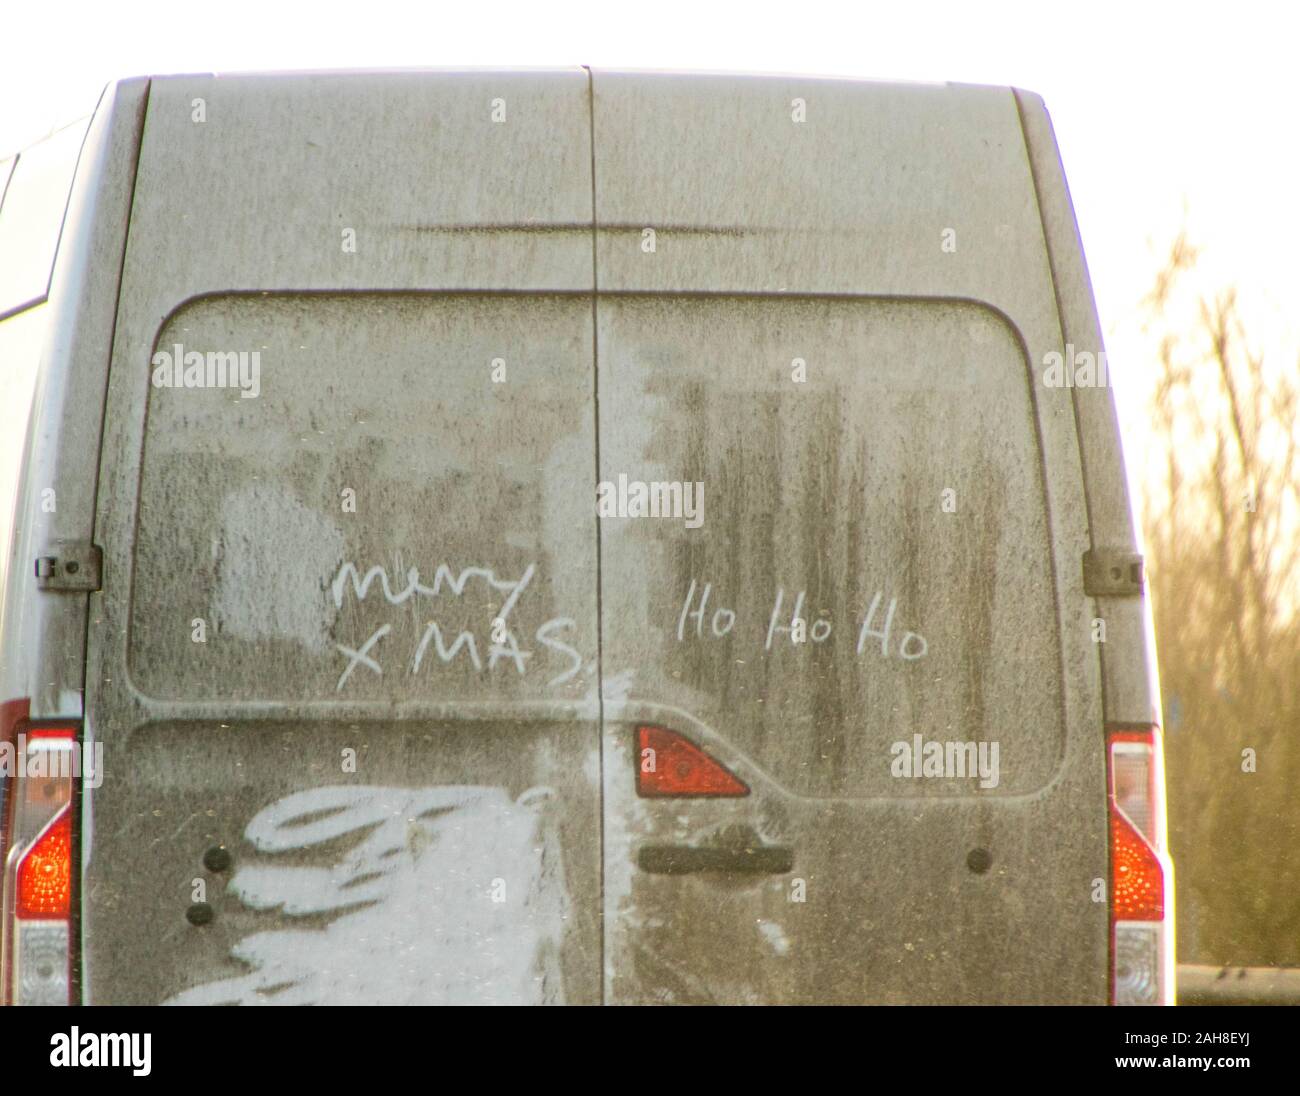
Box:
[83,71,604,1004]
[591,74,1110,1003]
[78,71,1136,1004]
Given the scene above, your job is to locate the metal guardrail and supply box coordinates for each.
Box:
[1178,964,1300,1005]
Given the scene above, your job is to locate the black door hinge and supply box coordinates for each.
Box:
[1082,548,1144,597]
[35,541,103,592]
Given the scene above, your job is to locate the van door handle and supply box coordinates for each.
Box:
[637,841,793,875]
[637,824,793,875]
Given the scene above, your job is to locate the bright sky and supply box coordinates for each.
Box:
[2,0,1297,499]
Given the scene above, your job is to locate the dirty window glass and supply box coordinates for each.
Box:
[128,293,598,704]
[598,296,1064,798]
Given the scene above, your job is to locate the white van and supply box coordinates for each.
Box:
[0,69,1171,1005]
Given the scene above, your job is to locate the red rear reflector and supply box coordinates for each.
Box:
[16,810,73,920]
[637,726,748,798]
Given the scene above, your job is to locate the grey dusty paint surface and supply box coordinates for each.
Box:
[0,69,1160,1004]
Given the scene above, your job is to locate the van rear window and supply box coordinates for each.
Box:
[128,293,599,704]
[597,296,1066,798]
[130,292,1064,798]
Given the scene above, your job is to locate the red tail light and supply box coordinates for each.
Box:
[16,812,73,920]
[636,725,749,798]
[2,708,79,1006]
[1106,725,1173,1005]
[1109,811,1163,921]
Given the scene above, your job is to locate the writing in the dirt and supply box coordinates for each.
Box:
[329,560,582,692]
[676,578,929,660]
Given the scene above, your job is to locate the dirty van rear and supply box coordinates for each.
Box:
[0,69,1172,1005]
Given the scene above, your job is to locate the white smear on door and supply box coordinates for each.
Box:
[213,484,343,653]
[165,784,569,1005]
[757,920,790,957]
